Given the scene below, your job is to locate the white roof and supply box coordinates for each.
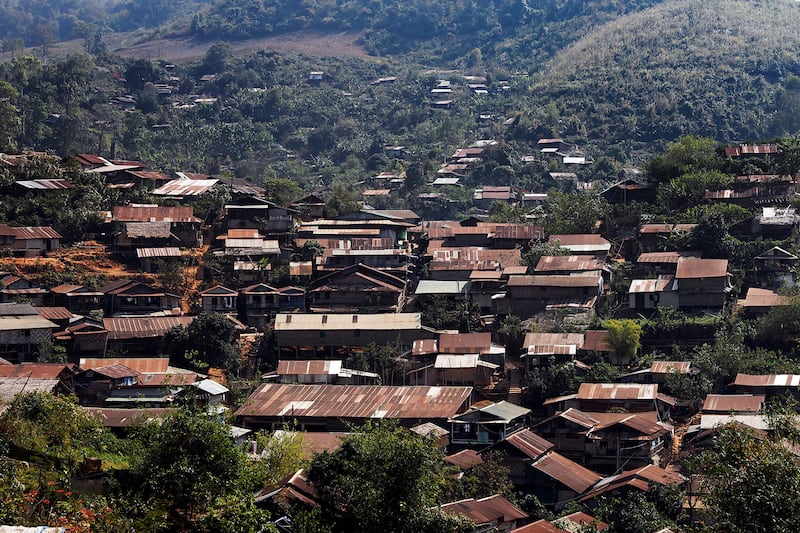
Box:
[435,354,480,369]
[699,413,769,431]
[192,379,229,396]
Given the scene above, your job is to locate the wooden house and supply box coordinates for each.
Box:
[308,263,406,313]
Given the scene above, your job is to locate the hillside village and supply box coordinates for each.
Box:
[2,132,800,531]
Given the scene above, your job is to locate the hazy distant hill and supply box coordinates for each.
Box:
[188,0,665,67]
[532,0,800,145]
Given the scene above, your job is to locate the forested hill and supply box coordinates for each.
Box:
[188,0,665,67]
[531,0,800,145]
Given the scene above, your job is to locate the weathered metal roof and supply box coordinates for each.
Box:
[192,378,229,395]
[702,394,765,413]
[577,383,658,400]
[411,421,449,438]
[628,277,675,294]
[549,234,610,246]
[639,223,697,234]
[125,221,175,238]
[555,512,609,532]
[199,285,238,296]
[136,247,181,259]
[274,312,421,331]
[0,316,59,331]
[508,274,601,287]
[0,303,38,316]
[511,519,565,532]
[504,429,554,459]
[737,288,788,308]
[90,364,140,379]
[235,384,472,420]
[0,224,61,239]
[16,178,74,190]
[531,452,602,493]
[438,332,492,354]
[277,360,342,376]
[675,257,728,279]
[0,363,72,379]
[582,330,611,352]
[151,178,219,196]
[79,357,170,373]
[733,373,800,387]
[636,251,700,263]
[102,317,194,340]
[699,413,769,431]
[440,495,528,525]
[113,205,199,223]
[444,449,484,470]
[435,354,480,369]
[649,361,691,374]
[36,307,74,321]
[0,377,60,404]
[535,255,605,272]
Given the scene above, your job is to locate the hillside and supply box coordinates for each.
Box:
[532,0,800,146]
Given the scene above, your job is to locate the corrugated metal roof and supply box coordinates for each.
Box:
[277,360,342,376]
[136,247,181,258]
[411,421,449,438]
[639,223,697,234]
[438,332,492,354]
[628,277,675,294]
[675,257,728,279]
[79,357,170,373]
[0,377,60,404]
[702,394,765,413]
[193,378,229,395]
[524,332,584,348]
[435,354,480,369]
[36,307,74,321]
[126,221,176,238]
[508,274,601,287]
[444,449,484,470]
[90,364,140,379]
[511,519,565,532]
[549,234,610,246]
[0,224,62,239]
[535,255,605,272]
[699,413,769,430]
[274,313,421,331]
[649,361,691,374]
[577,383,658,400]
[733,373,800,387]
[199,285,237,296]
[235,384,472,420]
[636,251,700,263]
[16,179,74,189]
[151,178,219,196]
[0,363,72,379]
[102,317,194,340]
[504,429,554,459]
[531,452,602,493]
[412,339,438,356]
[0,316,59,331]
[557,512,609,531]
[113,205,199,223]
[0,303,38,316]
[440,495,528,525]
[582,330,611,352]
[559,408,601,429]
[738,288,788,308]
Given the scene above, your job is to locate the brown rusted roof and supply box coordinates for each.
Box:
[531,452,602,493]
[35,307,73,321]
[125,222,171,238]
[151,178,218,196]
[504,429,554,459]
[556,512,609,531]
[511,519,566,532]
[508,274,601,287]
[277,360,341,376]
[738,288,789,308]
[235,384,472,420]
[0,363,73,379]
[136,247,181,259]
[102,317,194,340]
[675,257,728,279]
[440,495,528,525]
[113,205,199,223]
[493,224,545,240]
[701,394,765,413]
[438,332,492,354]
[79,357,170,373]
[444,449,484,470]
[535,255,605,272]
[0,224,61,239]
[524,332,584,348]
[636,251,701,263]
[582,330,611,352]
[549,234,609,246]
[90,364,140,379]
[649,361,691,374]
[591,414,671,438]
[577,383,658,400]
[639,223,697,234]
[579,465,684,503]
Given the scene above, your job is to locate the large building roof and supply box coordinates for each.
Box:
[577,383,658,400]
[675,257,728,279]
[102,317,194,340]
[235,384,472,420]
[274,312,422,331]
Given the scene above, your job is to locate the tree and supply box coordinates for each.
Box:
[307,421,472,532]
[163,312,241,371]
[521,358,578,408]
[521,241,571,268]
[0,81,20,152]
[201,42,233,73]
[544,189,608,235]
[497,314,525,358]
[604,319,642,362]
[689,424,800,532]
[645,135,722,183]
[127,409,273,532]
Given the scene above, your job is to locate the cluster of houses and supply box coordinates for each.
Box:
[1,140,800,529]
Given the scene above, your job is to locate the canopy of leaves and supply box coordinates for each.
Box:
[308,420,471,532]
